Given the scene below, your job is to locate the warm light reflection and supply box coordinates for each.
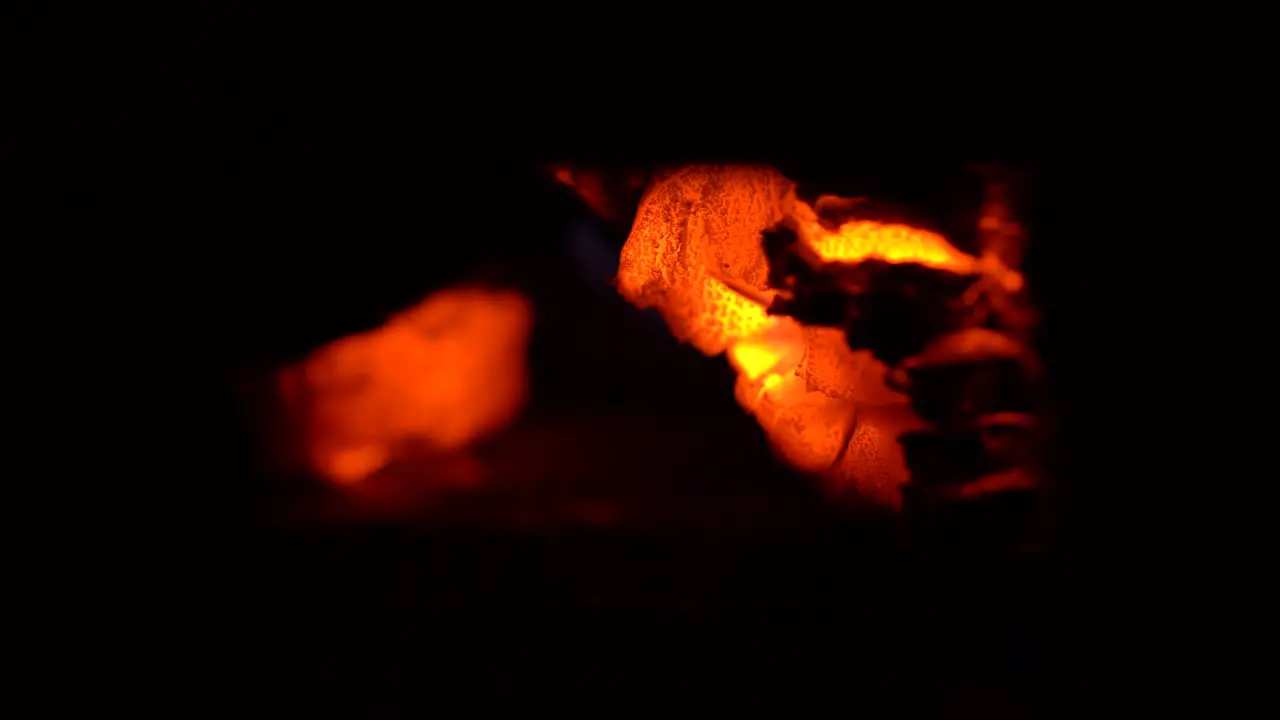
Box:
[277,286,533,485]
[616,165,976,507]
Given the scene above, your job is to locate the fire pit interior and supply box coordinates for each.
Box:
[248,161,1050,542]
[43,122,1067,713]
[7,7,1091,711]
[196,156,1067,713]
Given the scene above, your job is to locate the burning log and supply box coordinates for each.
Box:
[608,162,1046,541]
[764,172,1044,549]
[613,166,971,508]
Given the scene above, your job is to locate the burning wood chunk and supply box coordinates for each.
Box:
[277,286,532,485]
[615,164,967,508]
[789,198,973,272]
[733,369,858,473]
[831,404,923,508]
[617,165,795,356]
[764,178,1046,547]
[799,327,902,406]
[775,258,985,368]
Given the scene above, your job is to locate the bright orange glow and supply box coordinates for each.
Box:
[616,165,976,507]
[277,286,533,485]
[729,342,788,380]
[789,198,974,272]
[726,318,804,380]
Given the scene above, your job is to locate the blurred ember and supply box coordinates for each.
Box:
[276,285,532,485]
[550,163,649,227]
[615,165,980,507]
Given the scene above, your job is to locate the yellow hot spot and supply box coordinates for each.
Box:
[805,219,973,272]
[728,341,788,380]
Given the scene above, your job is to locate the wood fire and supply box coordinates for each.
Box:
[616,165,982,507]
[277,286,532,485]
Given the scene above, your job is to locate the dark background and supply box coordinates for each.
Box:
[6,7,1117,716]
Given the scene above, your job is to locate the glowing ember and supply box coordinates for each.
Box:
[790,199,974,271]
[616,165,975,507]
[277,286,533,485]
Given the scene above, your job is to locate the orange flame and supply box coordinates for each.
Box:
[277,286,533,485]
[616,165,970,507]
